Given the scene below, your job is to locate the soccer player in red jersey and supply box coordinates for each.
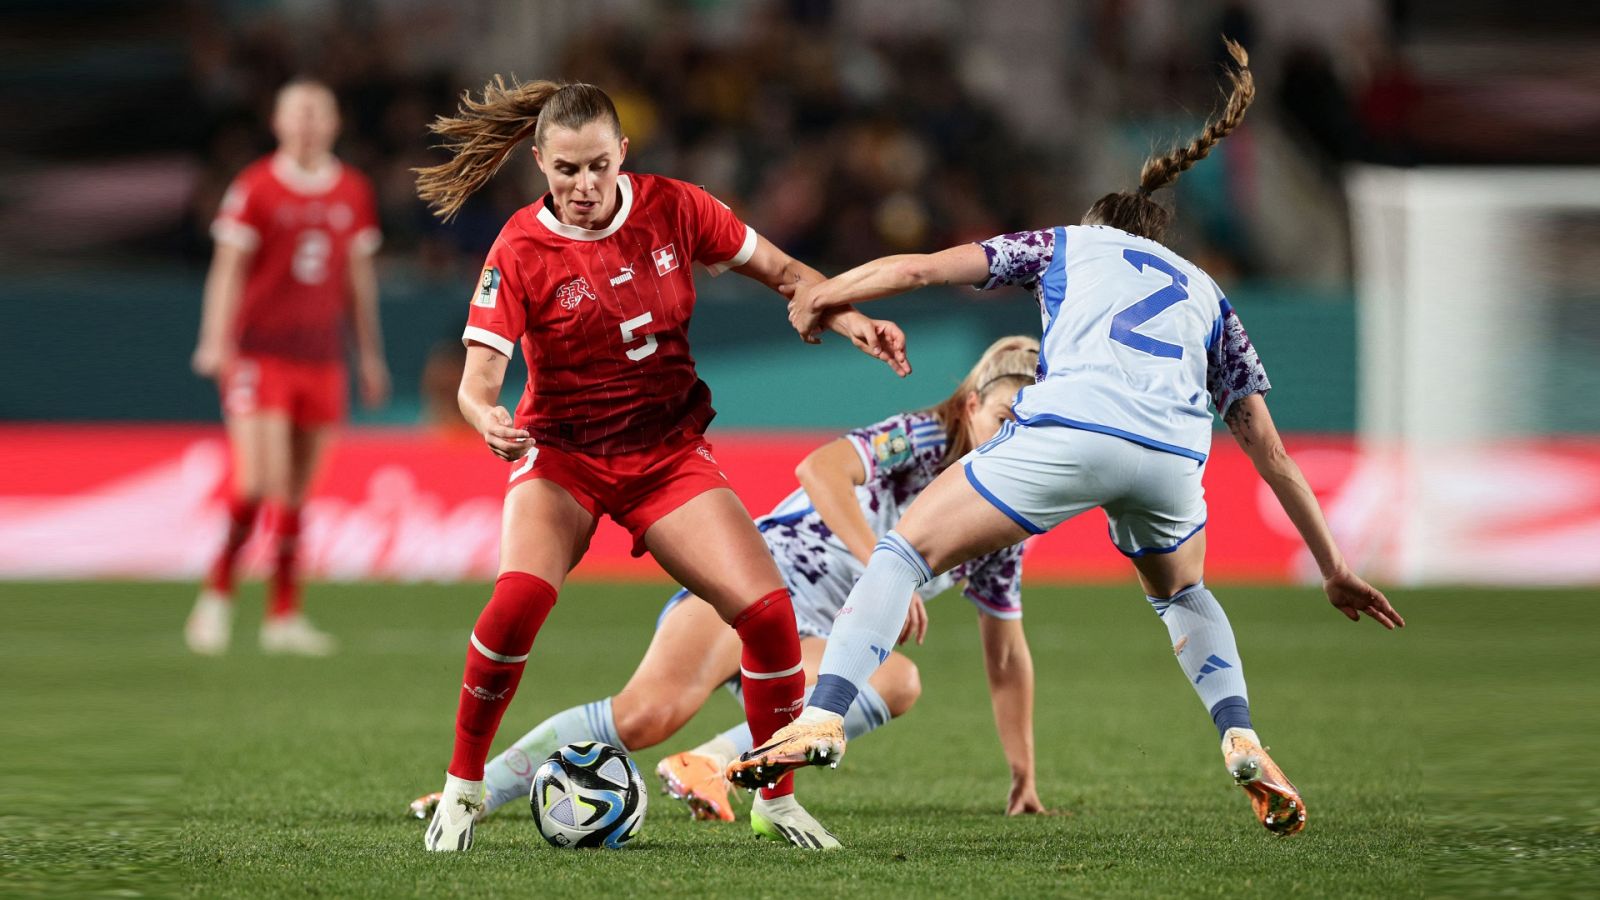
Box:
[412,78,907,851]
[186,79,390,657]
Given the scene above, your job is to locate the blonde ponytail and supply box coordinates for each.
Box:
[930,335,1040,469]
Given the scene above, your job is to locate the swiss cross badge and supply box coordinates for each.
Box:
[652,244,678,276]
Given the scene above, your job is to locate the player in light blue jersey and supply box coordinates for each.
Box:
[732,39,1404,838]
[409,338,1046,848]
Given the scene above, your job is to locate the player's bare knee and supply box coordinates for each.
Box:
[873,655,921,718]
[229,466,266,503]
[612,696,693,750]
[254,467,292,506]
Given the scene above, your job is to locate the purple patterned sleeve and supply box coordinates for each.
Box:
[843,412,927,481]
[974,229,1057,290]
[962,542,1024,619]
[1207,305,1271,417]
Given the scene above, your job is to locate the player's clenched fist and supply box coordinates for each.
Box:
[477,406,532,460]
[783,280,826,341]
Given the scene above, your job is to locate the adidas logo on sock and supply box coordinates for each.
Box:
[1193,655,1232,684]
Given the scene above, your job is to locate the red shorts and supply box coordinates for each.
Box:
[221,354,346,427]
[507,431,731,557]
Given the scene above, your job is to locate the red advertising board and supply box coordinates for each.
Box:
[2,426,1595,585]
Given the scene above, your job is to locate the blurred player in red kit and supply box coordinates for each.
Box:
[186,79,390,657]
[411,78,907,851]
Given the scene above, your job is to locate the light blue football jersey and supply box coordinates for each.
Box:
[977,225,1230,463]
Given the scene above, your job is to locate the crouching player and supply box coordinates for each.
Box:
[412,337,1048,840]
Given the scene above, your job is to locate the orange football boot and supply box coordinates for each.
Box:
[656,751,737,822]
[1223,728,1307,835]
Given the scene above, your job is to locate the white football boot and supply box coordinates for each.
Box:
[424,775,486,852]
[750,794,840,850]
[259,613,337,656]
[184,589,232,655]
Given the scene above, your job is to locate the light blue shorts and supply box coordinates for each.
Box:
[962,421,1207,557]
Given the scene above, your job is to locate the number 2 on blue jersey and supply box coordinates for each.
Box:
[1110,249,1188,359]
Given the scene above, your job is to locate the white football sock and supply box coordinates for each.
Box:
[717,681,892,755]
[482,697,623,814]
[1148,583,1253,738]
[810,533,930,716]
[689,734,741,770]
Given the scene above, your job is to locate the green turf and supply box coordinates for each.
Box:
[2,581,1595,897]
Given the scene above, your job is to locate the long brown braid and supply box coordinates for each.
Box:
[1083,38,1256,242]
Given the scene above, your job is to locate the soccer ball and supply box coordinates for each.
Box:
[529,742,647,849]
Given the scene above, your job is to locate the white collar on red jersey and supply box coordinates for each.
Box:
[270,152,343,196]
[535,173,635,241]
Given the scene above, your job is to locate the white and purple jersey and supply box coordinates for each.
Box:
[754,409,1026,637]
[976,225,1270,463]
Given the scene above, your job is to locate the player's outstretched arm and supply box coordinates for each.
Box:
[458,343,531,461]
[736,234,909,375]
[977,613,1042,815]
[785,244,991,340]
[193,242,251,378]
[1224,393,1405,629]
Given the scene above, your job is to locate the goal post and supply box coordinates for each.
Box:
[1347,166,1600,584]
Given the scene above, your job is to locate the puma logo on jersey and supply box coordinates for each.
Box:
[609,265,635,286]
[556,276,596,310]
[652,244,678,276]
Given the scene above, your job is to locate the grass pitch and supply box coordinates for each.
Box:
[3,581,1595,897]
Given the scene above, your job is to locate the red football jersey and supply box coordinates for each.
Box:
[212,154,381,363]
[462,172,758,455]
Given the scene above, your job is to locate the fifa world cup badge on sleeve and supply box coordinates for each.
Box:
[872,427,912,469]
[474,267,501,308]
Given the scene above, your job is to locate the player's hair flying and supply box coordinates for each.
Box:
[414,78,622,221]
[1082,38,1255,243]
[931,335,1040,469]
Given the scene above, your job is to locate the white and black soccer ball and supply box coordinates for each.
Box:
[529,742,647,849]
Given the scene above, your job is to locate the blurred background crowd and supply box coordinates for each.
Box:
[15,0,1595,279]
[2,0,1596,430]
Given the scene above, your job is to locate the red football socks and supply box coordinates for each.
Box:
[733,589,805,799]
[205,496,260,596]
[267,505,302,619]
[448,572,559,781]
